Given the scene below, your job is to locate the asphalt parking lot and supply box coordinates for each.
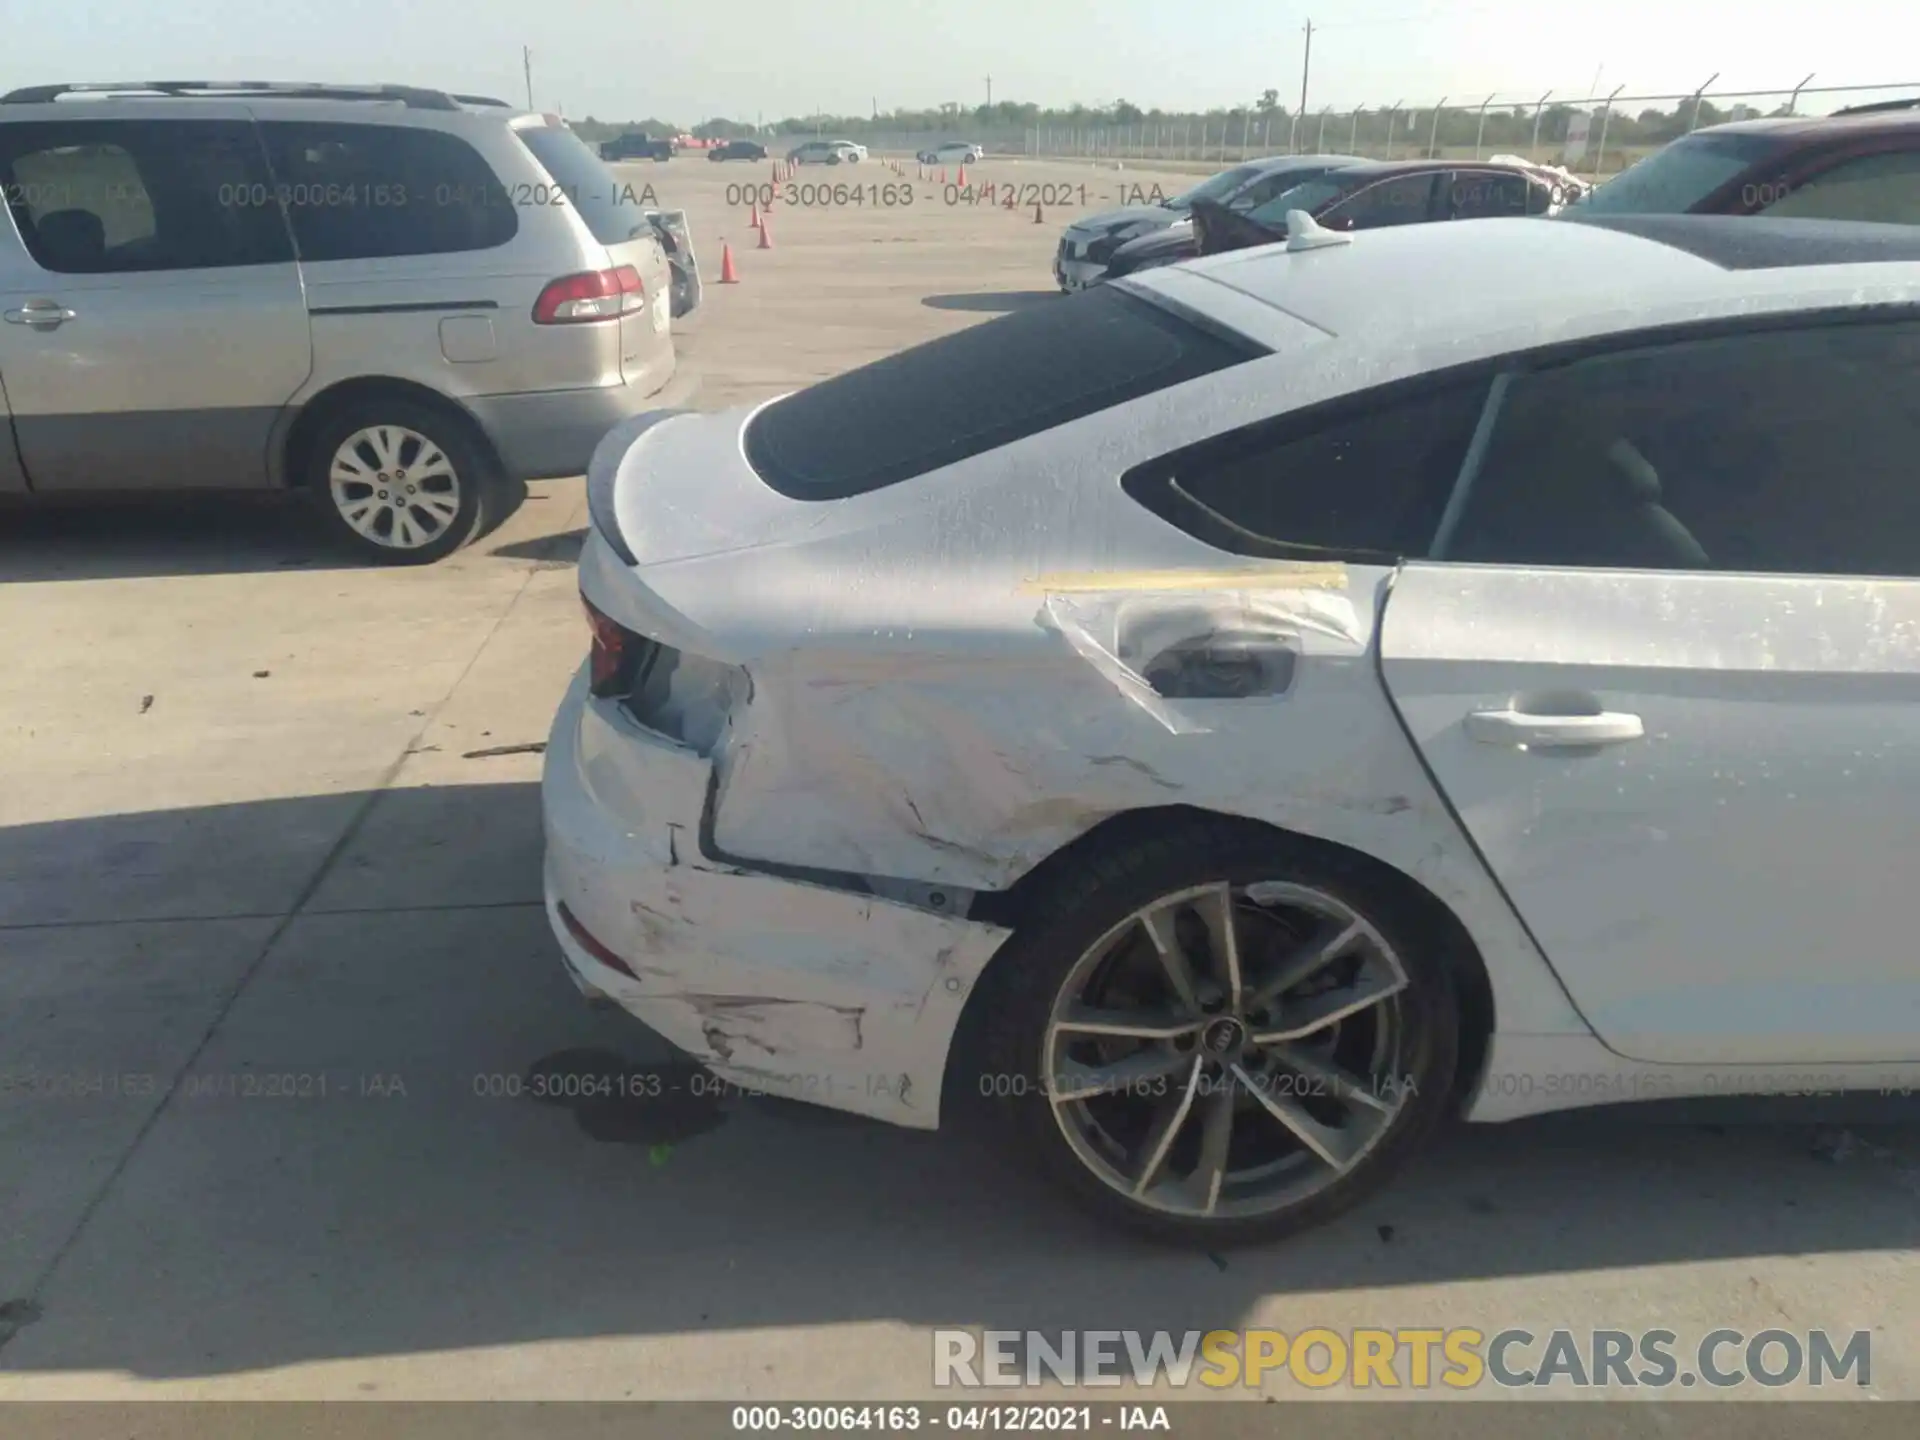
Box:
[2,154,1919,1402]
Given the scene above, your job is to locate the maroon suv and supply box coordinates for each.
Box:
[1568,101,1920,221]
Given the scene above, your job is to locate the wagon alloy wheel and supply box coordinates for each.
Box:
[1042,880,1413,1221]
[328,425,463,552]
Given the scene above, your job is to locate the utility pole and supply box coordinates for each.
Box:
[1298,20,1313,126]
[522,47,533,110]
[986,75,993,109]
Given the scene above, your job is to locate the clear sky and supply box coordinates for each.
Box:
[0,0,1914,124]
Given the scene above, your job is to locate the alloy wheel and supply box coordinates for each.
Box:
[1042,880,1412,1220]
[327,425,463,551]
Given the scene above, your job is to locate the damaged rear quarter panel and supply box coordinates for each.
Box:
[635,334,1598,1042]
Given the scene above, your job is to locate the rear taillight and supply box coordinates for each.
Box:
[583,595,641,696]
[556,902,638,979]
[534,266,645,324]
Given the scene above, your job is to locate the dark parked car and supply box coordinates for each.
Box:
[601,131,673,161]
[1565,102,1920,222]
[1054,153,1365,291]
[1103,159,1563,277]
[708,139,768,162]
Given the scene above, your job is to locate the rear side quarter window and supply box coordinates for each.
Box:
[1123,379,1491,562]
[258,121,518,262]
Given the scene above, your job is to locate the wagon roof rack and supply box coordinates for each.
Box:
[0,81,467,111]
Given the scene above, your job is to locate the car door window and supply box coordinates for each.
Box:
[1319,173,1439,229]
[257,122,517,262]
[0,119,291,274]
[1443,171,1536,219]
[1757,150,1920,224]
[1122,380,1490,561]
[1444,321,1920,575]
[1230,170,1317,212]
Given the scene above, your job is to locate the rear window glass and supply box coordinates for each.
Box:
[1570,132,1787,216]
[743,287,1267,500]
[517,125,651,246]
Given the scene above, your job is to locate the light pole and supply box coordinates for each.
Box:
[522,47,533,109]
[1296,18,1314,153]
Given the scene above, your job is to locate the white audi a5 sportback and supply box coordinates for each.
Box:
[544,211,1920,1245]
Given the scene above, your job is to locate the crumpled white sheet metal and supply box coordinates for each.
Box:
[1033,566,1365,734]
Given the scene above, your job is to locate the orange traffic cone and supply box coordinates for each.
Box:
[939,166,948,184]
[757,217,774,249]
[718,242,739,283]
[748,201,761,227]
[957,164,968,188]
[771,161,780,184]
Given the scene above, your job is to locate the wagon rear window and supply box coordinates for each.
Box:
[742,286,1267,500]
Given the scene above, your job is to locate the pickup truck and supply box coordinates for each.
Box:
[601,132,674,161]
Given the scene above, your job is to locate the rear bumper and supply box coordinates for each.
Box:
[539,665,1012,1129]
[472,366,701,482]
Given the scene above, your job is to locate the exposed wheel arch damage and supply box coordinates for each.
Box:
[946,804,1497,1129]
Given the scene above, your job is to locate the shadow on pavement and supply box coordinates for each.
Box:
[0,493,366,583]
[920,291,1060,313]
[2,784,1918,1378]
[488,529,587,567]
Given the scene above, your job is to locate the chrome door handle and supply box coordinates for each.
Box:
[4,302,77,329]
[1466,708,1645,748]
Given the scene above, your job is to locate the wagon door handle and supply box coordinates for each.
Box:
[5,301,76,329]
[1465,707,1645,749]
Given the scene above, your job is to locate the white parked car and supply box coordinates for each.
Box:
[918,141,984,165]
[544,212,1920,1246]
[787,139,866,166]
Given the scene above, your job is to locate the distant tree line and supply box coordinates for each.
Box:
[570,93,1790,149]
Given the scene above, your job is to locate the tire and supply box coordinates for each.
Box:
[305,397,504,565]
[976,818,1460,1248]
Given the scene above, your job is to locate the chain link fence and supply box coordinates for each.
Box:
[1018,80,1920,180]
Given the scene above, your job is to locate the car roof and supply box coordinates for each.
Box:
[1697,107,1920,138]
[1241,152,1367,174]
[1125,214,1920,361]
[1311,157,1546,184]
[0,81,536,122]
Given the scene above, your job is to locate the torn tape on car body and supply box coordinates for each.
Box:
[1032,566,1364,735]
